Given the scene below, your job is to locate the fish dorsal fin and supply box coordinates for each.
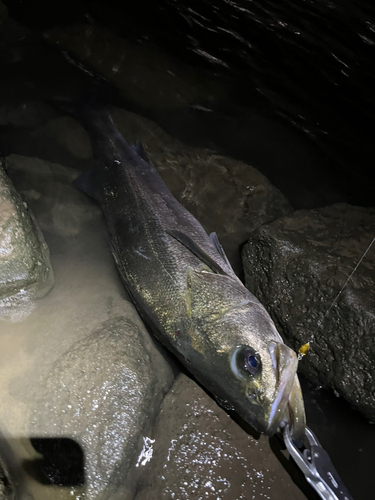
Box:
[132,142,152,165]
[167,229,227,276]
[209,232,234,272]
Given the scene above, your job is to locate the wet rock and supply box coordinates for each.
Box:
[134,374,307,500]
[0,154,174,500]
[0,159,53,318]
[44,23,224,113]
[39,116,93,160]
[4,154,97,238]
[242,203,375,420]
[30,316,173,500]
[40,107,291,273]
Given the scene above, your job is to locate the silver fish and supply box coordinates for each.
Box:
[74,102,305,439]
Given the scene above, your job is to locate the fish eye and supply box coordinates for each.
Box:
[230,346,262,381]
[244,348,261,375]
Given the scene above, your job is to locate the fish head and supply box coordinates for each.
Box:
[227,338,302,436]
[188,300,304,436]
[184,268,306,438]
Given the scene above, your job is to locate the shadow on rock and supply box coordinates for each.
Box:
[23,437,84,487]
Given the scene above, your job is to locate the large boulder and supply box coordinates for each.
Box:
[44,23,224,114]
[134,374,307,500]
[242,203,375,420]
[0,159,53,319]
[39,107,291,274]
[30,316,173,500]
[0,155,174,500]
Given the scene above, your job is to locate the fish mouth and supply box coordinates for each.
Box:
[266,342,299,436]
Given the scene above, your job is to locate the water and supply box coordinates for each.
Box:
[5,0,375,210]
[5,0,375,207]
[18,0,373,206]
[1,1,375,499]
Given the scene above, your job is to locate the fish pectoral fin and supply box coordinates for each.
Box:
[167,229,227,275]
[209,232,234,272]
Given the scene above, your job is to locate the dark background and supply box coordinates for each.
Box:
[4,0,375,208]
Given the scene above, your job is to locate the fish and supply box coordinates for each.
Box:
[69,91,306,440]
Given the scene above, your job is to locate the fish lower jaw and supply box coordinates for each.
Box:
[265,374,306,439]
[266,343,298,436]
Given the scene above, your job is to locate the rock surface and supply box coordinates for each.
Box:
[39,107,291,273]
[0,159,53,318]
[0,154,174,500]
[242,203,375,420]
[134,374,307,500]
[0,101,56,128]
[0,459,13,500]
[30,316,173,500]
[44,23,224,114]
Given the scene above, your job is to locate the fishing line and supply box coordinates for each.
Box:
[330,204,348,284]
[298,234,375,360]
